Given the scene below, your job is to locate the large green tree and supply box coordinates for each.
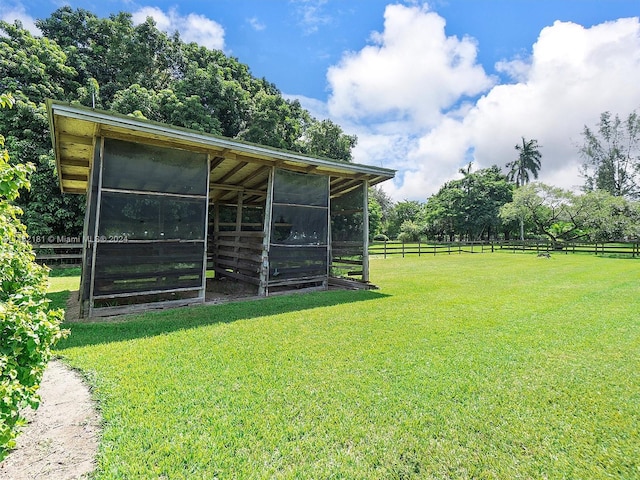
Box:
[580,110,640,199]
[423,166,513,241]
[498,183,639,242]
[0,20,85,237]
[369,186,394,236]
[387,200,424,240]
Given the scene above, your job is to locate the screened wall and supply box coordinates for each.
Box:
[80,138,209,316]
[265,169,330,292]
[330,182,367,281]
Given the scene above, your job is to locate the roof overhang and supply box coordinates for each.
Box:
[47,100,395,197]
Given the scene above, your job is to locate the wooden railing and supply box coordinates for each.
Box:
[368,240,640,258]
[31,243,83,263]
[32,239,640,265]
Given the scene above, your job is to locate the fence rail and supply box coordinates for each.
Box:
[31,240,640,264]
[31,243,83,263]
[368,240,640,258]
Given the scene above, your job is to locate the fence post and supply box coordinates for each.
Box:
[402,241,405,258]
[418,240,421,257]
[384,240,387,259]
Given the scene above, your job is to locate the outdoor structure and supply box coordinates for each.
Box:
[47,101,395,317]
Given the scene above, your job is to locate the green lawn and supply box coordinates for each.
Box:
[51,254,640,479]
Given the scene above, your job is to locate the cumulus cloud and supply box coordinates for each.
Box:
[327,3,494,126]
[404,17,640,200]
[132,6,225,51]
[0,2,39,35]
[322,3,640,201]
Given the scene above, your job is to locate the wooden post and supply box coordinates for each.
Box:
[258,167,275,296]
[200,154,212,302]
[88,137,105,318]
[234,191,244,274]
[362,181,370,283]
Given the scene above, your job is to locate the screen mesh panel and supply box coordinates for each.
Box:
[331,185,364,243]
[268,169,329,285]
[102,138,208,195]
[86,138,208,309]
[269,246,328,281]
[273,169,328,207]
[271,205,328,245]
[93,242,204,296]
[99,192,206,240]
[330,183,365,279]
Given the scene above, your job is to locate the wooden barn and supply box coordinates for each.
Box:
[47,101,395,317]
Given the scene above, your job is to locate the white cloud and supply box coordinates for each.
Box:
[248,16,266,32]
[0,2,40,35]
[327,3,494,126]
[132,6,225,51]
[320,4,640,201]
[291,0,331,34]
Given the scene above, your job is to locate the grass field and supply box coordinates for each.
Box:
[50,254,640,479]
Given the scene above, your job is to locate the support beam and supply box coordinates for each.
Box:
[362,181,370,283]
[259,167,275,296]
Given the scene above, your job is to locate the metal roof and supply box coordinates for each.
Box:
[47,100,395,200]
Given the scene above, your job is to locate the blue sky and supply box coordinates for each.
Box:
[2,0,640,199]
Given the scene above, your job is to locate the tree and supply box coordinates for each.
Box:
[500,183,571,242]
[580,110,640,199]
[423,166,513,241]
[572,190,640,241]
[500,182,640,242]
[0,20,85,238]
[505,137,542,239]
[506,138,542,187]
[299,119,357,162]
[387,200,423,239]
[367,195,383,240]
[369,187,394,235]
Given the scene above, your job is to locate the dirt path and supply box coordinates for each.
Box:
[0,360,101,479]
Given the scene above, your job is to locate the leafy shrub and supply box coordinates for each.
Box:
[0,93,66,460]
[398,220,423,243]
[373,233,389,242]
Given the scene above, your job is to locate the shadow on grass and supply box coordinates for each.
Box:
[56,289,390,350]
[48,266,82,277]
[47,290,71,311]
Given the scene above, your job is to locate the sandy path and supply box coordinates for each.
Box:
[0,360,101,479]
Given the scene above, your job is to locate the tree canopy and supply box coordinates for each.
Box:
[580,110,640,199]
[499,182,640,242]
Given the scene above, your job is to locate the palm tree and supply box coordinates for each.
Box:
[506,137,542,187]
[506,137,542,239]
